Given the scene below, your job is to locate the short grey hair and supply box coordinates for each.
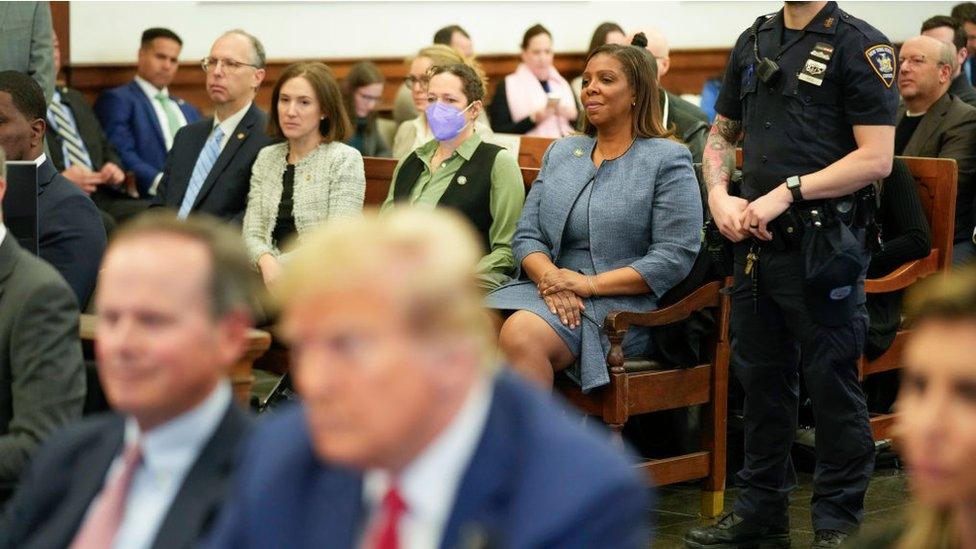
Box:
[0,145,6,180]
[939,40,957,72]
[222,29,266,68]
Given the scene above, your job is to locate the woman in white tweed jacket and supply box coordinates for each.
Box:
[243,62,365,285]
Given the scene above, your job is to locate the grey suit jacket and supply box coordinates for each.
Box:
[898,92,976,241]
[0,2,53,101]
[949,73,976,109]
[0,232,84,493]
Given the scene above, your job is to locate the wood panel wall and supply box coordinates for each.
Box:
[64,48,730,116]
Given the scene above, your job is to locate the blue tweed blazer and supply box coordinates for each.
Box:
[488,135,702,390]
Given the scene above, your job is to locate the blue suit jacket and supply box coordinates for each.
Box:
[37,158,106,309]
[93,80,201,196]
[206,371,651,549]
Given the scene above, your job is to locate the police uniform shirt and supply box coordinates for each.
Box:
[715,1,899,201]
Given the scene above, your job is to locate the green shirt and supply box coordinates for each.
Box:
[381,133,525,290]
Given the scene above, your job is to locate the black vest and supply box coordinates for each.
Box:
[393,141,503,253]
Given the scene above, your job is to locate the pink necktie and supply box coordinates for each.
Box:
[69,443,142,549]
[372,484,407,549]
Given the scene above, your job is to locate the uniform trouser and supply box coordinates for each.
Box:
[729,242,874,534]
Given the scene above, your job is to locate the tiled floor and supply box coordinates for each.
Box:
[650,467,909,548]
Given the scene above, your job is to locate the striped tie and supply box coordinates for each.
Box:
[48,97,93,170]
[178,126,224,218]
[154,92,183,142]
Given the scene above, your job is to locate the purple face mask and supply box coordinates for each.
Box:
[426,101,473,141]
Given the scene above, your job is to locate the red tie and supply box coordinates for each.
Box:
[372,484,407,549]
[69,443,142,549]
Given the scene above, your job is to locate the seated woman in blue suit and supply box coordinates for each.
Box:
[243,62,366,287]
[487,43,703,391]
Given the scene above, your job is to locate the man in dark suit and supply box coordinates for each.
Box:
[94,28,201,198]
[0,212,258,549]
[0,148,85,502]
[47,31,149,228]
[0,71,106,308]
[921,15,976,107]
[952,2,976,85]
[153,29,270,223]
[897,35,976,263]
[207,209,651,549]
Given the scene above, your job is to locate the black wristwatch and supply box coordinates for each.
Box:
[786,175,803,203]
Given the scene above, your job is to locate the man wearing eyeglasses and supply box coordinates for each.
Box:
[152,29,271,223]
[94,28,202,198]
[896,35,976,264]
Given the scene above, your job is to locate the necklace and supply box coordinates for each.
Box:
[596,137,636,161]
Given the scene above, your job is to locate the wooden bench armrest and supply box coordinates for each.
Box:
[864,250,939,294]
[603,281,723,335]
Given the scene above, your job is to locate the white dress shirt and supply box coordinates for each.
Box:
[80,381,232,549]
[361,378,493,549]
[212,101,252,155]
[0,222,6,246]
[134,75,187,151]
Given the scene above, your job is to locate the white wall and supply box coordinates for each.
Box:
[70,1,957,63]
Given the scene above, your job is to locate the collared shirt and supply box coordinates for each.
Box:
[715,1,899,199]
[29,153,47,167]
[134,75,187,151]
[47,89,93,168]
[82,381,232,549]
[211,102,252,154]
[0,222,6,246]
[360,377,493,549]
[382,132,524,290]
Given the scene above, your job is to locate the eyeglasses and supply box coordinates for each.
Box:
[898,55,943,69]
[201,57,259,73]
[403,74,430,90]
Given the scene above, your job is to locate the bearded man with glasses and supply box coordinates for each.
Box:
[151,29,272,223]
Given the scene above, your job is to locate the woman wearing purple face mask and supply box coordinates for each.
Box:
[381,64,525,291]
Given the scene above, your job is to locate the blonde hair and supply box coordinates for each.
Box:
[412,44,488,93]
[275,207,496,362]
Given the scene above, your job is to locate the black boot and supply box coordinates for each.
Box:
[684,512,790,548]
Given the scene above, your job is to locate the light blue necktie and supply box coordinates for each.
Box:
[178,126,224,218]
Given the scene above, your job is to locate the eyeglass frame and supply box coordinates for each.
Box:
[201,57,260,73]
[403,74,430,90]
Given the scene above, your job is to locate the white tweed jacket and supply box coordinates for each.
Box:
[243,141,365,264]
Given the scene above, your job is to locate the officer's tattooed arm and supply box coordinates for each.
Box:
[703,114,743,191]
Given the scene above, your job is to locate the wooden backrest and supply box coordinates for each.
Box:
[517,136,554,168]
[900,156,957,271]
[363,156,539,206]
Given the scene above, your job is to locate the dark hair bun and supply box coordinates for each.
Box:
[630,32,648,49]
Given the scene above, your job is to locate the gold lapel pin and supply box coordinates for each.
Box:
[573,147,584,157]
[457,176,468,185]
[236,132,245,140]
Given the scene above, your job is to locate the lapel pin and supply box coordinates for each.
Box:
[457,175,467,185]
[573,147,584,157]
[824,17,834,28]
[236,132,245,140]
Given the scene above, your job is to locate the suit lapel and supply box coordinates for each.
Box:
[440,377,516,549]
[191,104,258,210]
[36,158,58,197]
[170,122,212,203]
[149,403,250,549]
[904,94,952,157]
[304,466,364,547]
[129,81,167,150]
[546,139,598,259]
[50,419,125,548]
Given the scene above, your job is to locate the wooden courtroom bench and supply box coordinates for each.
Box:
[859,156,957,440]
[517,136,555,169]
[79,314,272,408]
[555,280,732,518]
[362,156,539,207]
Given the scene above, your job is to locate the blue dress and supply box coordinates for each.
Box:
[485,135,703,392]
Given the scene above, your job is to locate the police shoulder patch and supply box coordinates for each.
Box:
[864,44,896,88]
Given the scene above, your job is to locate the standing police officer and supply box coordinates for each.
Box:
[684,2,898,548]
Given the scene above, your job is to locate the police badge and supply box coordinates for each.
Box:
[864,44,896,88]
